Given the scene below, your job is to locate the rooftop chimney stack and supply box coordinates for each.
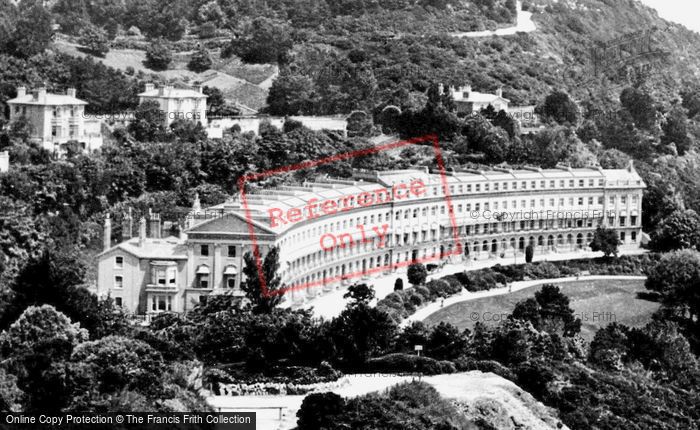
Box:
[138,217,147,247]
[66,88,76,98]
[149,211,161,239]
[103,214,111,252]
[496,87,503,98]
[121,208,133,241]
[145,83,155,92]
[35,87,47,101]
[627,160,634,172]
[16,86,26,98]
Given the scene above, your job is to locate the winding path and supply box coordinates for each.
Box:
[401,275,647,328]
[284,248,647,321]
[451,1,536,38]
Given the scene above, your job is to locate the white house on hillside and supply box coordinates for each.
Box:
[446,85,510,114]
[138,84,208,127]
[7,86,103,154]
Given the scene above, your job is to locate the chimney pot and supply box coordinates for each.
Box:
[103,214,112,252]
[121,209,133,241]
[66,87,76,98]
[149,212,161,239]
[138,217,147,247]
[145,83,155,92]
[16,86,26,98]
[34,87,47,101]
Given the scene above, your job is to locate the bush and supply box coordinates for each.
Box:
[452,358,517,381]
[464,269,501,292]
[493,264,526,281]
[525,244,534,263]
[414,285,433,301]
[366,353,456,375]
[441,275,465,294]
[188,46,213,72]
[145,40,172,70]
[407,263,428,286]
[426,279,451,298]
[394,278,404,291]
[525,262,561,279]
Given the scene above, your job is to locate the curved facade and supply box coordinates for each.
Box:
[97,165,645,316]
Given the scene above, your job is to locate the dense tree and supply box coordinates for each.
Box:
[7,3,52,58]
[535,91,579,125]
[187,46,212,73]
[226,18,293,64]
[661,106,691,155]
[620,87,657,131]
[427,322,468,360]
[645,250,700,327]
[327,303,397,368]
[650,209,700,252]
[296,392,346,430]
[597,148,631,168]
[511,284,581,337]
[266,73,316,115]
[0,246,127,338]
[343,283,375,306]
[525,244,534,263]
[128,100,167,142]
[407,263,428,286]
[589,226,621,258]
[78,24,110,57]
[145,39,172,71]
[241,246,283,313]
[0,305,88,411]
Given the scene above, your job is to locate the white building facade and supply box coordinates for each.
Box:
[97,165,645,317]
[6,87,103,154]
[138,84,208,127]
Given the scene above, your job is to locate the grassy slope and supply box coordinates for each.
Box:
[52,40,273,109]
[423,279,659,341]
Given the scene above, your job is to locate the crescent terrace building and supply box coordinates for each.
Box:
[97,164,645,318]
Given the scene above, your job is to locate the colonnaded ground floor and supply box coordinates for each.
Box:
[284,247,648,320]
[283,223,642,305]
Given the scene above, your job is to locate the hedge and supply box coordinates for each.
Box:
[376,254,659,324]
[366,353,457,375]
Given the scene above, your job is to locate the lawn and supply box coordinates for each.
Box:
[422,279,660,341]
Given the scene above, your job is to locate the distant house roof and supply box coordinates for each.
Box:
[7,93,88,106]
[99,236,188,260]
[138,88,207,99]
[461,91,510,104]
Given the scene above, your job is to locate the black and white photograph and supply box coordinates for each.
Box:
[0,0,699,429]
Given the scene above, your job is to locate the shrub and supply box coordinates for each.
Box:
[394,278,404,291]
[414,286,432,301]
[525,261,561,279]
[452,358,517,381]
[493,264,526,282]
[188,46,213,72]
[441,275,464,294]
[408,293,424,308]
[426,279,451,298]
[464,269,501,292]
[407,263,428,286]
[145,40,172,70]
[525,244,534,263]
[297,392,346,430]
[366,353,456,375]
